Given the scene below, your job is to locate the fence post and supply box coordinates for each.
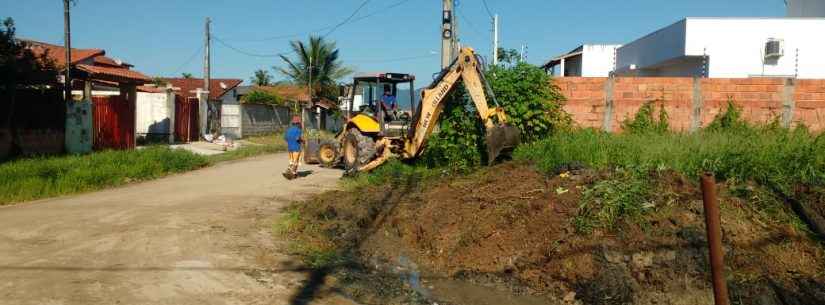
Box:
[781,78,796,128]
[602,76,616,132]
[700,173,730,305]
[690,77,704,132]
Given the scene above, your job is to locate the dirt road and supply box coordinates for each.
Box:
[0,153,356,305]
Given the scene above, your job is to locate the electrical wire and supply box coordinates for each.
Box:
[350,53,435,63]
[213,35,292,58]
[225,0,411,42]
[480,0,494,19]
[321,0,373,38]
[171,45,205,75]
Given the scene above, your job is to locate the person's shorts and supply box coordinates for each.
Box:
[287,142,301,152]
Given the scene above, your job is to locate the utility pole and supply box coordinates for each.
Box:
[204,17,211,96]
[441,0,454,69]
[492,14,499,66]
[63,0,72,102]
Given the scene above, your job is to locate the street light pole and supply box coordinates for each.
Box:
[63,0,72,102]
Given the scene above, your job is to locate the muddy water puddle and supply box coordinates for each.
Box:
[422,278,554,305]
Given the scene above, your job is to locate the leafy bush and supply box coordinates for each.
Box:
[487,63,570,141]
[706,98,748,132]
[242,90,282,105]
[420,63,570,171]
[575,168,653,233]
[622,100,669,134]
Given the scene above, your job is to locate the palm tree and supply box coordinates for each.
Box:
[276,35,351,98]
[250,69,272,86]
[181,72,193,79]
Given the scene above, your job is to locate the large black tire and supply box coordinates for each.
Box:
[342,129,376,171]
[318,141,338,168]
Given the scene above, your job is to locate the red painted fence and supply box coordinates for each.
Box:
[92,95,135,150]
[174,96,199,143]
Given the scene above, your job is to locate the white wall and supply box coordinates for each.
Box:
[616,19,687,74]
[581,45,620,77]
[136,91,175,142]
[220,87,242,139]
[617,18,825,79]
[787,0,825,17]
[685,18,825,78]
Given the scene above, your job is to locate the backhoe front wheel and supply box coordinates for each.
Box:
[342,129,376,171]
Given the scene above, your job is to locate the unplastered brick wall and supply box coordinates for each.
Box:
[555,77,825,132]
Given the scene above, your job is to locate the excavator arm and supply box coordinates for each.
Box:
[403,47,519,160]
[354,47,520,172]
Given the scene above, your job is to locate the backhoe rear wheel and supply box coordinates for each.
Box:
[342,129,376,171]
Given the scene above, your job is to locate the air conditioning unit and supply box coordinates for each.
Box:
[765,38,784,59]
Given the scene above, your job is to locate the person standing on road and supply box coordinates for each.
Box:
[283,116,303,179]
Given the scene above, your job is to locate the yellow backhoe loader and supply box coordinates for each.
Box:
[317,47,521,173]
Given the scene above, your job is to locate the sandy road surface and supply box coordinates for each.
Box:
[0,153,357,305]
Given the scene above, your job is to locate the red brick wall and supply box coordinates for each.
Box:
[555,77,825,132]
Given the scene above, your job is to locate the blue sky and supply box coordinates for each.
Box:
[2,0,786,85]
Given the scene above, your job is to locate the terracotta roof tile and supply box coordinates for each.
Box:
[76,64,152,83]
[161,78,243,100]
[23,40,104,67]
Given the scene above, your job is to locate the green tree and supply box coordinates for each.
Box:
[496,47,521,65]
[250,69,272,86]
[181,72,193,79]
[241,90,281,105]
[421,62,569,170]
[1,17,59,156]
[276,35,352,98]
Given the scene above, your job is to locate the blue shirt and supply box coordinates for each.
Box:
[284,126,302,152]
[381,94,396,108]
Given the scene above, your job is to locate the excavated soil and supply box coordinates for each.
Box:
[292,162,825,305]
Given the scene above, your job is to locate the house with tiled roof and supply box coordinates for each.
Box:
[233,85,341,137]
[159,78,244,140]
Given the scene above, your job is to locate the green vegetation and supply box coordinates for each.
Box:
[0,133,289,205]
[516,103,823,231]
[276,35,352,99]
[0,147,209,204]
[621,100,669,134]
[250,69,273,86]
[241,90,282,105]
[421,63,569,171]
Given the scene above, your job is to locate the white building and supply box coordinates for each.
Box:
[614,18,825,79]
[542,44,622,77]
[787,0,825,17]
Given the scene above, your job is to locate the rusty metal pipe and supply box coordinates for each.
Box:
[701,173,730,305]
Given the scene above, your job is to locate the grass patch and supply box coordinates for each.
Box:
[0,146,209,205]
[574,168,654,233]
[515,127,825,196]
[0,132,290,205]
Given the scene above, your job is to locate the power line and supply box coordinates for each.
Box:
[350,53,436,63]
[225,0,411,42]
[322,0,373,38]
[213,35,291,58]
[458,9,484,39]
[480,0,494,19]
[172,45,204,75]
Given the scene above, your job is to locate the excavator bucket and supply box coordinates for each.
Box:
[485,124,521,165]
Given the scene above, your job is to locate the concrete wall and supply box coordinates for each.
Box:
[685,18,825,78]
[136,91,175,142]
[240,103,291,137]
[617,18,825,79]
[787,0,825,17]
[582,45,620,77]
[616,19,687,74]
[220,88,242,139]
[555,77,825,132]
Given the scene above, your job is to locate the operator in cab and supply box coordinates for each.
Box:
[379,85,398,121]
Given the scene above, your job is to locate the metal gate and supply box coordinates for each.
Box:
[92,95,135,150]
[174,96,199,142]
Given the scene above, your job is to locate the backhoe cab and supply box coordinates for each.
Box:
[319,47,521,174]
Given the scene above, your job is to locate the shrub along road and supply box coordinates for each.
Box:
[0,153,356,305]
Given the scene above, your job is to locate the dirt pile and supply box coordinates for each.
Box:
[288,162,825,305]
